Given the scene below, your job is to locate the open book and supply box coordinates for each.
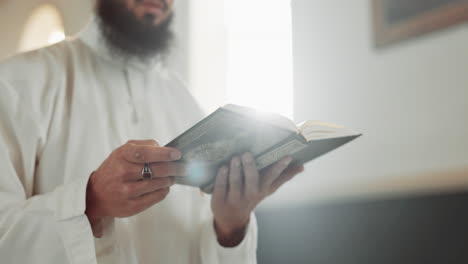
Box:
[166,104,361,193]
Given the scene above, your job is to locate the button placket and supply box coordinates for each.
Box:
[124,67,145,125]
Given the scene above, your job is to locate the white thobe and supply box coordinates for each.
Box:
[0,21,257,264]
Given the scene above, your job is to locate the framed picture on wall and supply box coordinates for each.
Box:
[372,0,468,48]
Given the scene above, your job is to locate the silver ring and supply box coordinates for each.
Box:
[141,163,153,180]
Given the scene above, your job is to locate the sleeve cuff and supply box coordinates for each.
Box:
[200,213,258,264]
[57,215,97,264]
[54,172,92,220]
[54,173,98,264]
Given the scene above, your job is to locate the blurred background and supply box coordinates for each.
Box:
[1,0,468,263]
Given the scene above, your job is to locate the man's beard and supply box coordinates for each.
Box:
[96,0,174,60]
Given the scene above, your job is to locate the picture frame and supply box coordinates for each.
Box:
[372,0,468,48]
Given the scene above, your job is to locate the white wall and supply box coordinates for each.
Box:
[264,0,468,207]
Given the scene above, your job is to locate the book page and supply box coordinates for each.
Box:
[181,111,293,161]
[299,120,359,141]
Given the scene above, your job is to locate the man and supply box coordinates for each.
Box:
[0,0,304,263]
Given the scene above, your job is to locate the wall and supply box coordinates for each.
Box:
[0,0,93,59]
[257,190,468,264]
[265,0,468,207]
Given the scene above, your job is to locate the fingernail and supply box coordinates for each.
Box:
[283,157,293,166]
[232,157,241,167]
[242,152,253,163]
[171,151,181,160]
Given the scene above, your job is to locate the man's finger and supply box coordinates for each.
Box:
[121,144,181,163]
[241,152,259,200]
[126,177,175,198]
[260,156,293,191]
[227,156,243,202]
[270,165,304,194]
[127,139,160,146]
[212,166,229,203]
[130,188,170,214]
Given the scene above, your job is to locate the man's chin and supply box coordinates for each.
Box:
[141,13,158,25]
[97,1,174,59]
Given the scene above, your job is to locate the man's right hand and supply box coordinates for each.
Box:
[85,140,184,237]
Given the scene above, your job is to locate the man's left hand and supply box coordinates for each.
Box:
[211,152,304,247]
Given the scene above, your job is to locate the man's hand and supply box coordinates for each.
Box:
[85,140,184,237]
[211,152,304,247]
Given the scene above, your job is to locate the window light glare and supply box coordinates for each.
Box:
[224,0,294,119]
[48,31,65,44]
